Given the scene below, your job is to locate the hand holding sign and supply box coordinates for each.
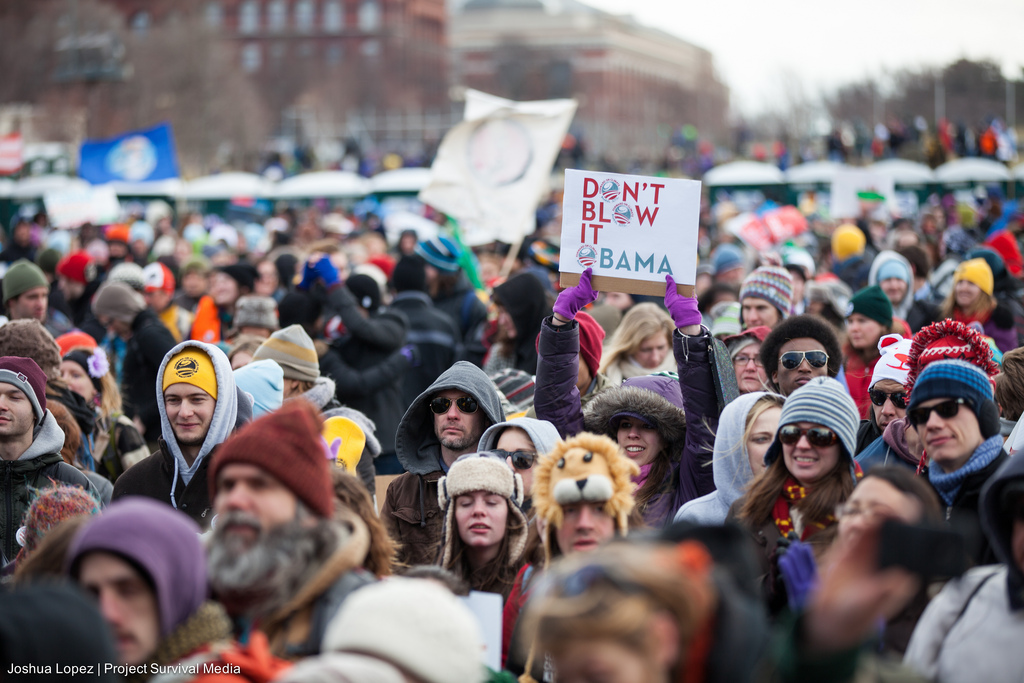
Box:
[664,275,701,329]
[553,267,598,322]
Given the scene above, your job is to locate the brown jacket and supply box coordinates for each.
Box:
[380,470,444,568]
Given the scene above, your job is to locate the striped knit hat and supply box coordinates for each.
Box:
[763,376,859,470]
[907,360,999,438]
[17,484,101,555]
[252,324,320,382]
[740,266,794,320]
[414,236,462,273]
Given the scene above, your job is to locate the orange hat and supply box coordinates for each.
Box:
[105,224,130,244]
[143,262,176,293]
[55,331,98,357]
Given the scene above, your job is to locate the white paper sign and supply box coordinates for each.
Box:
[559,169,701,292]
[44,185,121,229]
[829,169,897,220]
[460,590,503,672]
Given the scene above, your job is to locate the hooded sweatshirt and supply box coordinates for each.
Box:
[382,361,505,566]
[477,418,561,458]
[674,392,777,526]
[491,273,549,375]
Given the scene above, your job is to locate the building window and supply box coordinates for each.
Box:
[271,42,287,64]
[242,43,262,71]
[295,0,315,33]
[130,11,150,34]
[204,1,223,28]
[360,38,379,57]
[326,43,343,64]
[268,0,286,32]
[358,0,380,31]
[239,0,260,34]
[324,0,343,32]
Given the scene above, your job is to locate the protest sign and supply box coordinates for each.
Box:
[725,205,808,252]
[44,185,121,229]
[830,169,896,220]
[559,169,701,296]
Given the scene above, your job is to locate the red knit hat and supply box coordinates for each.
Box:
[906,319,1000,392]
[209,399,333,518]
[986,231,1023,278]
[576,311,605,378]
[56,252,95,285]
[367,254,395,280]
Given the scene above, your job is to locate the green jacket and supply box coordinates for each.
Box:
[1,412,94,563]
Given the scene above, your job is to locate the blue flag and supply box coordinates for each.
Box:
[78,122,179,184]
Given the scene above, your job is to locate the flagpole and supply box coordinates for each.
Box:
[499,237,523,281]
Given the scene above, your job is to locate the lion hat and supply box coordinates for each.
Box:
[531,432,639,564]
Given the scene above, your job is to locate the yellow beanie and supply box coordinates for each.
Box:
[954,258,994,296]
[832,224,866,261]
[162,348,218,399]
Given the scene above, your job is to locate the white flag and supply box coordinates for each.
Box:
[419,89,577,247]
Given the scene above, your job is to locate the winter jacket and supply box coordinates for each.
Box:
[675,392,778,525]
[190,295,229,344]
[981,303,1018,354]
[491,273,549,375]
[843,347,877,420]
[381,361,505,567]
[834,254,871,293]
[390,290,463,411]
[434,275,489,367]
[1,411,93,563]
[855,419,883,456]
[122,307,178,438]
[111,340,247,527]
[66,278,108,343]
[157,302,195,344]
[856,435,915,472]
[93,412,150,483]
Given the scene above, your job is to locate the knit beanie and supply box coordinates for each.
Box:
[906,319,1000,391]
[105,224,130,244]
[392,255,428,293]
[56,252,96,285]
[847,285,893,327]
[0,357,48,424]
[711,243,745,275]
[106,262,146,292]
[233,359,284,418]
[908,360,999,438]
[3,260,49,304]
[55,331,97,357]
[709,301,742,338]
[832,224,866,261]
[162,347,218,400]
[323,577,486,683]
[63,348,109,395]
[251,324,320,383]
[217,263,258,292]
[437,452,528,568]
[17,484,101,555]
[875,256,912,285]
[763,376,859,468]
[953,258,994,296]
[142,262,176,293]
[35,248,61,275]
[489,368,536,414]
[346,274,381,313]
[233,295,279,332]
[91,281,147,324]
[740,266,793,320]
[209,399,334,519]
[576,311,605,378]
[983,232,1023,278]
[869,334,913,388]
[0,321,61,382]
[414,236,462,273]
[180,255,212,277]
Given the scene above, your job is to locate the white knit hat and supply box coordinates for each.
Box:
[323,577,486,683]
[869,334,913,388]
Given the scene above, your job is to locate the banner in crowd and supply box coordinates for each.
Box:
[419,89,577,247]
[78,122,180,184]
[0,133,23,175]
[44,185,121,229]
[725,205,808,252]
[830,169,896,220]
[559,169,701,296]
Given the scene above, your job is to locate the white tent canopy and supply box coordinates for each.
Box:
[784,161,847,184]
[934,158,1011,184]
[370,168,432,194]
[270,171,370,199]
[867,159,936,185]
[184,173,272,200]
[10,175,91,198]
[1012,162,1024,180]
[101,179,185,197]
[704,161,785,186]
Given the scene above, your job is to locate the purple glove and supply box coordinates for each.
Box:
[664,275,701,328]
[778,538,819,612]
[553,268,598,320]
[399,344,420,367]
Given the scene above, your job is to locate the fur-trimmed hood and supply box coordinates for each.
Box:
[582,374,687,461]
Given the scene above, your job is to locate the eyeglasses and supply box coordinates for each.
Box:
[733,354,764,367]
[429,396,479,415]
[907,398,967,428]
[494,449,537,470]
[869,389,907,409]
[779,350,829,370]
[778,424,840,448]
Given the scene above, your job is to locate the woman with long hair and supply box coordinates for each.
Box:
[599,302,677,385]
[436,452,528,601]
[60,346,148,482]
[940,257,1017,353]
[330,468,396,577]
[843,285,899,418]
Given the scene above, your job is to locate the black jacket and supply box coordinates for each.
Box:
[122,308,177,439]
[67,278,107,343]
[111,437,215,528]
[905,299,939,334]
[390,290,463,412]
[492,272,549,375]
[433,273,488,366]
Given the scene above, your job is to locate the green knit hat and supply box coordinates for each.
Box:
[846,284,892,327]
[35,248,61,276]
[3,259,49,305]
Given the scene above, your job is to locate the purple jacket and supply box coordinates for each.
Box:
[983,309,1018,354]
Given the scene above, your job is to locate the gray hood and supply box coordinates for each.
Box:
[156,340,239,488]
[395,361,505,475]
[302,376,337,412]
[674,392,778,525]
[18,411,66,461]
[478,417,561,457]
[868,250,914,321]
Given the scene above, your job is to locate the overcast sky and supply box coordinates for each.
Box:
[582,0,1024,117]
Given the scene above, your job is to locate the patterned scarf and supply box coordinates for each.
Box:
[772,473,849,541]
[928,434,1004,507]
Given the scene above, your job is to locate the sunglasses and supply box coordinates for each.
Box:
[778,424,840,448]
[869,389,907,409]
[429,396,479,415]
[779,350,829,370]
[907,398,967,428]
[495,449,537,470]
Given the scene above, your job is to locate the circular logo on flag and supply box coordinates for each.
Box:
[466,119,533,187]
[106,135,158,182]
[576,244,597,268]
[600,179,620,203]
[612,203,632,225]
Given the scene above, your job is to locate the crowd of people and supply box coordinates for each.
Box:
[1,194,1024,683]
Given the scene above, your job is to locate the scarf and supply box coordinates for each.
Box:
[882,417,918,467]
[928,434,1004,507]
[772,476,834,541]
[633,461,655,492]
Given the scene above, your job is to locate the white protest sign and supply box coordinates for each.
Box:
[44,185,121,229]
[829,169,896,220]
[559,169,701,296]
[459,590,503,672]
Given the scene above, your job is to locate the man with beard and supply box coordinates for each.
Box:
[207,400,374,659]
[112,341,249,527]
[381,361,505,566]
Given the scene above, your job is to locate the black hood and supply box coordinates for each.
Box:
[980,450,1024,609]
[494,272,549,372]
